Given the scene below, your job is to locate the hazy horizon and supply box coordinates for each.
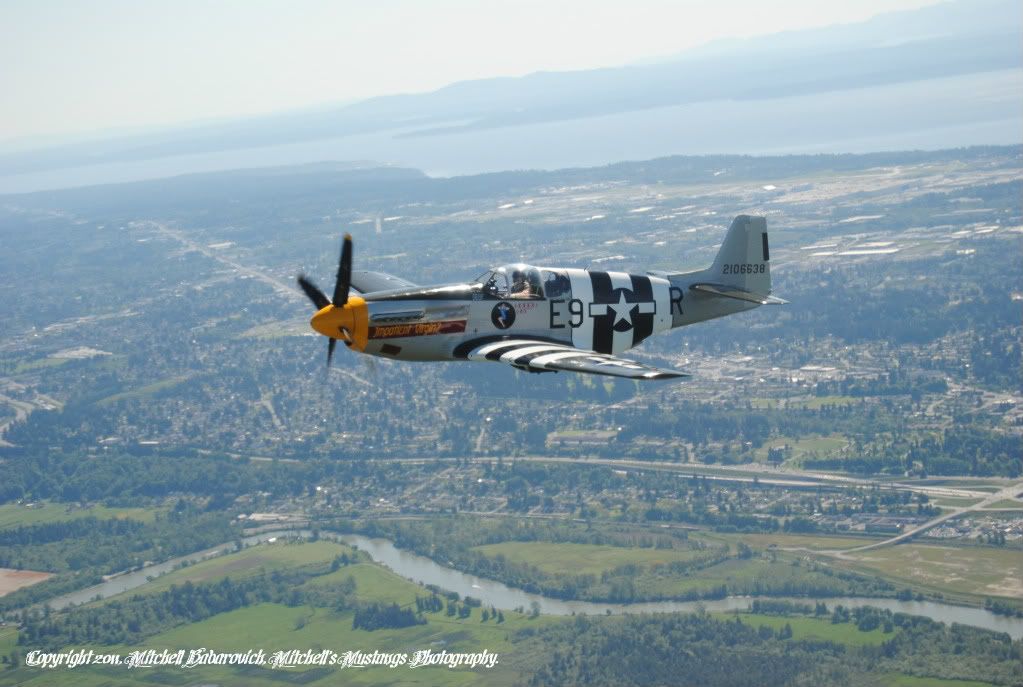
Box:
[1,0,1019,194]
[2,0,945,146]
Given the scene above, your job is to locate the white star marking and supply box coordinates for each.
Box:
[588,290,655,328]
[607,291,634,327]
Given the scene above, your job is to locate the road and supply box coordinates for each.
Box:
[461,455,997,500]
[146,221,302,303]
[326,454,1004,501]
[837,478,1023,554]
[0,393,34,447]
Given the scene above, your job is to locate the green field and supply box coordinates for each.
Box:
[982,499,1023,509]
[703,531,885,551]
[145,601,532,656]
[752,434,847,465]
[931,496,985,508]
[843,543,1023,601]
[472,541,706,575]
[0,626,16,660]
[138,602,544,687]
[127,540,351,595]
[96,375,192,405]
[879,675,998,687]
[11,357,70,374]
[915,479,1011,488]
[638,557,855,598]
[712,611,895,647]
[302,563,422,607]
[786,396,858,410]
[470,538,886,600]
[0,502,158,529]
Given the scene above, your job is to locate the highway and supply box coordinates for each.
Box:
[837,478,1023,554]
[463,455,1001,500]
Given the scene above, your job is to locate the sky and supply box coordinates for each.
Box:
[1,0,944,145]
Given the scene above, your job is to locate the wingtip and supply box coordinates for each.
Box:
[644,370,691,380]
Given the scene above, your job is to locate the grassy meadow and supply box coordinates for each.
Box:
[0,502,159,529]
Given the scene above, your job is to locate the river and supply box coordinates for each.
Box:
[43,530,1023,639]
[43,531,287,610]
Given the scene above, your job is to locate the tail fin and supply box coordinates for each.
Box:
[711,215,771,292]
[693,215,785,305]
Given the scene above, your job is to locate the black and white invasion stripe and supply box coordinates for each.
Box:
[466,339,687,380]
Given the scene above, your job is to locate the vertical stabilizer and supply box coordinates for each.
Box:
[709,215,772,295]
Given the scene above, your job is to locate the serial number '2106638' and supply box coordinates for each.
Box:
[722,263,766,274]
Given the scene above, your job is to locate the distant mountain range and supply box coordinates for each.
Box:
[0,0,1019,182]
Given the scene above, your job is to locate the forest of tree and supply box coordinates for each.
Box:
[519,610,1023,686]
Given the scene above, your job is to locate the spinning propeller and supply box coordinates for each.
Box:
[297,234,358,366]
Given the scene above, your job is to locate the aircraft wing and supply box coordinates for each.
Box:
[349,270,418,295]
[465,339,689,380]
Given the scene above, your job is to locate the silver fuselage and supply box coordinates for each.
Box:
[359,268,753,362]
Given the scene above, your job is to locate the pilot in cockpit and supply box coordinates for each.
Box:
[510,269,541,298]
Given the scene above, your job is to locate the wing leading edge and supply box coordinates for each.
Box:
[466,339,689,380]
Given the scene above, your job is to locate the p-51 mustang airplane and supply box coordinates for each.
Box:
[297,215,786,380]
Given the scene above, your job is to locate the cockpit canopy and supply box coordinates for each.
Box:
[474,263,544,299]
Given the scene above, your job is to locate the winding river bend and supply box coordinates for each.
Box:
[46,531,1023,639]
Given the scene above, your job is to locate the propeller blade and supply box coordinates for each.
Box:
[332,234,352,307]
[297,275,330,310]
[327,338,337,367]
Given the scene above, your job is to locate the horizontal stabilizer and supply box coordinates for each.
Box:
[691,283,788,305]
